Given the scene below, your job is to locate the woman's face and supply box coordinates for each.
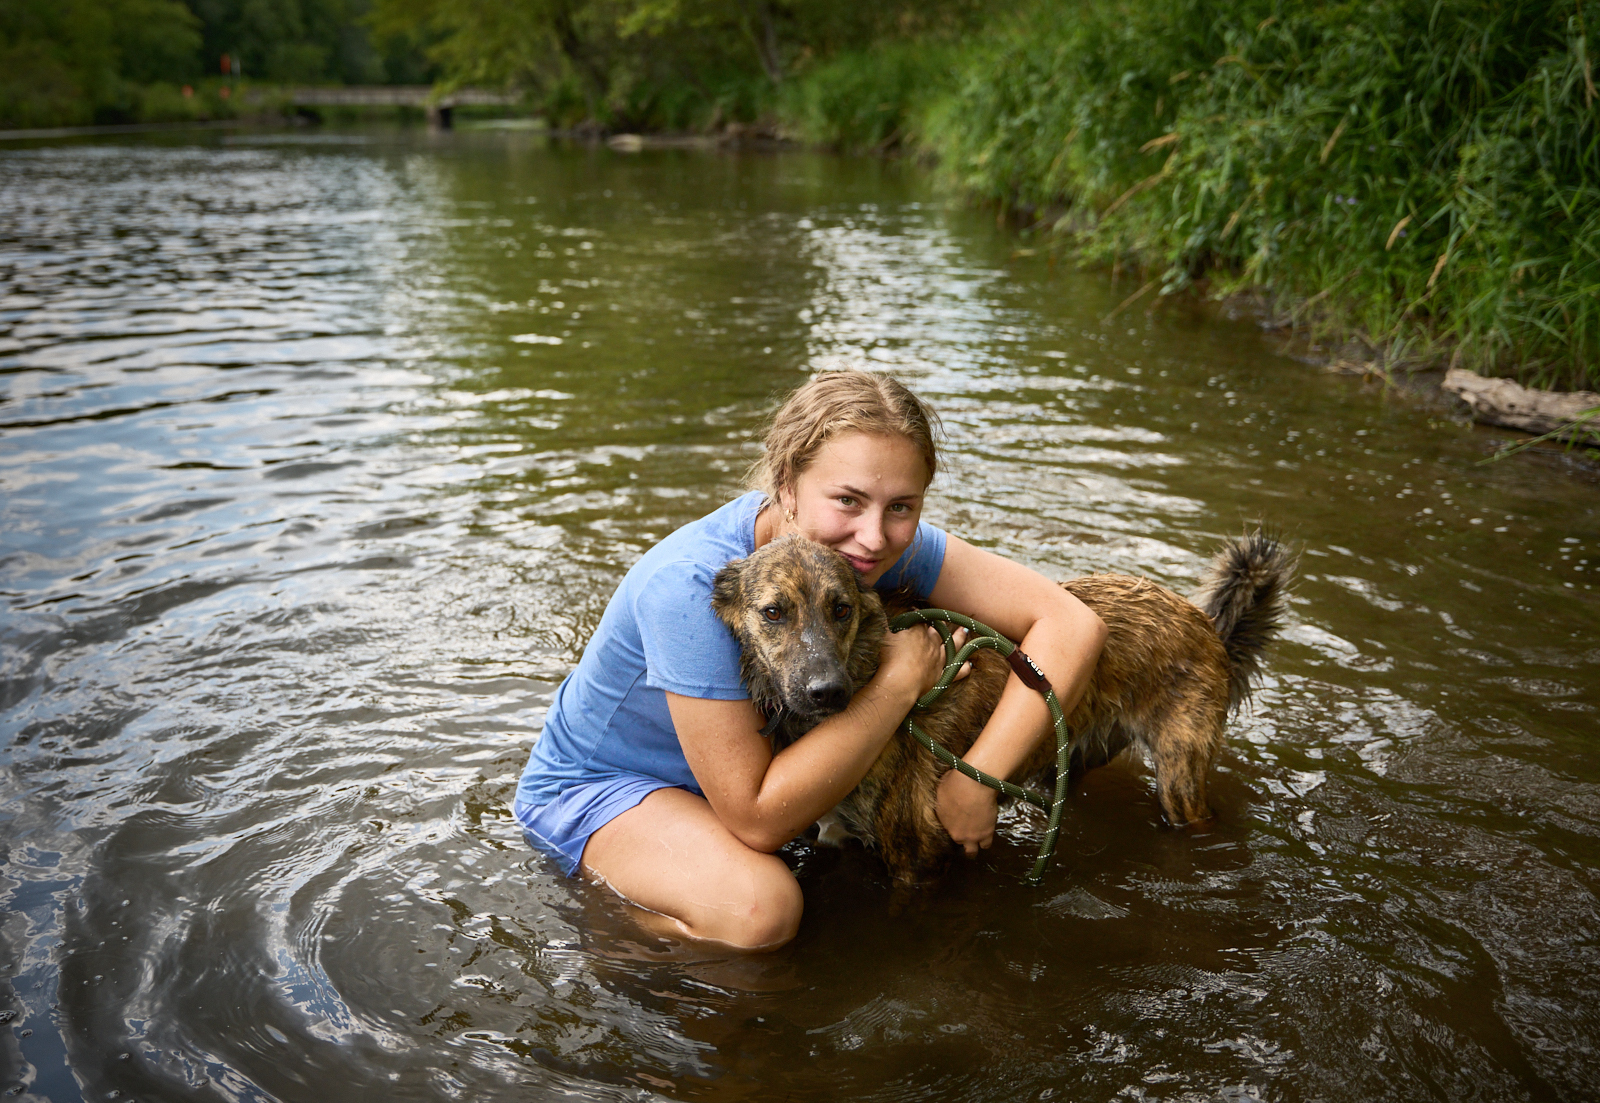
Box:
[782,431,930,586]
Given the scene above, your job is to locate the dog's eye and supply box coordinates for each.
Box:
[833,602,853,620]
[761,605,782,622]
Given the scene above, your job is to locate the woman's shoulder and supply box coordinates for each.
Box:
[612,496,752,689]
[624,491,764,590]
[645,491,761,560]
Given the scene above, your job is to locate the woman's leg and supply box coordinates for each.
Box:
[579,787,802,951]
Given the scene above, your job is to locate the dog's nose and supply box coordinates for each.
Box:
[806,677,851,714]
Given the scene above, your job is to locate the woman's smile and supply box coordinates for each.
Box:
[839,551,879,574]
[780,431,929,585]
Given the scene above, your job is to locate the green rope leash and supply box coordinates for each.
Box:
[887,609,1072,885]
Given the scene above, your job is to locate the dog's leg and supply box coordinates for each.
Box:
[1144,712,1221,826]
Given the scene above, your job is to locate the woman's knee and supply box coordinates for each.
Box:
[704,860,803,950]
[581,791,803,950]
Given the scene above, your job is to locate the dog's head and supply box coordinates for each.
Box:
[712,535,886,726]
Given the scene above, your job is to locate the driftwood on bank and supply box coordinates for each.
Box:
[1442,368,1600,442]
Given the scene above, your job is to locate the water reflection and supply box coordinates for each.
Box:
[1,130,1597,1102]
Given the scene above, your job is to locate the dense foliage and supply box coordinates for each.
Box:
[364,0,982,129]
[187,0,432,85]
[915,0,1600,388]
[1,0,200,126]
[0,0,430,126]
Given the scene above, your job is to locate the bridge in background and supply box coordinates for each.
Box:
[287,86,517,127]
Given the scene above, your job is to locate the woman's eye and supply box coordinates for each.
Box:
[761,605,782,622]
[833,602,853,620]
[837,496,856,507]
[889,502,909,513]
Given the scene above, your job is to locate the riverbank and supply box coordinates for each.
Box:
[1211,288,1600,459]
[11,1,1591,398]
[0,118,269,142]
[787,0,1598,396]
[1175,281,1600,465]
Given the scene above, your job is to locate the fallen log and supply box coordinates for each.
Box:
[1442,368,1600,443]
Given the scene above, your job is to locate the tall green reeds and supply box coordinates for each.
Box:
[910,0,1600,389]
[781,39,960,150]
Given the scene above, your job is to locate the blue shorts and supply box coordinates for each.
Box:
[513,775,682,876]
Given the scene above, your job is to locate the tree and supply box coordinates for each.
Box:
[0,0,201,126]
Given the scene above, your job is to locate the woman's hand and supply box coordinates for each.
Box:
[924,535,1107,860]
[936,768,998,857]
[877,624,968,701]
[882,622,987,856]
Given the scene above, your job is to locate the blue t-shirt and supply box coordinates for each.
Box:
[515,491,948,809]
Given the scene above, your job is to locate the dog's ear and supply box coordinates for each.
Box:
[855,580,884,619]
[711,557,744,628]
[845,581,887,688]
[852,573,886,617]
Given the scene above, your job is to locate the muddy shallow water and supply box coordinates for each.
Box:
[2,129,1598,1102]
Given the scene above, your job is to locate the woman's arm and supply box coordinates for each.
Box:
[667,622,950,853]
[926,535,1108,855]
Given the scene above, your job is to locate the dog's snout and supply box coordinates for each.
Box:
[806,677,851,714]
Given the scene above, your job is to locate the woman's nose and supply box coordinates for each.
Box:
[857,512,887,551]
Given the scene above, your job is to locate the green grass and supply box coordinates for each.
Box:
[781,39,960,151]
[802,0,1600,390]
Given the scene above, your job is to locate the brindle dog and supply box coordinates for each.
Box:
[711,533,1294,882]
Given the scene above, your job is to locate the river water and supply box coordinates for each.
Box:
[1,129,1597,1102]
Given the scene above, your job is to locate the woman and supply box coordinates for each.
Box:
[514,372,1107,950]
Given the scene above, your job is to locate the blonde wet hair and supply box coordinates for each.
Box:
[749,371,942,504]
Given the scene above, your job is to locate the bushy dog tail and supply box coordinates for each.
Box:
[1191,531,1296,712]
